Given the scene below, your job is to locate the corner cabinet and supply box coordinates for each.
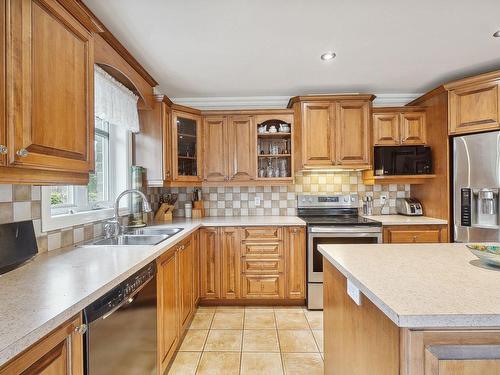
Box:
[0,315,84,375]
[1,0,96,184]
[136,98,203,186]
[289,95,374,170]
[373,107,427,146]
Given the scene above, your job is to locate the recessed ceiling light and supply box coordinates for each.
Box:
[321,51,336,61]
[494,30,500,37]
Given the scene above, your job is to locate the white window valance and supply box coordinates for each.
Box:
[94,65,140,133]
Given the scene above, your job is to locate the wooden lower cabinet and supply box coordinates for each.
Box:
[324,261,500,375]
[200,227,221,299]
[221,227,241,299]
[199,226,306,303]
[383,225,448,243]
[0,315,84,375]
[157,233,199,374]
[178,236,194,331]
[157,248,178,374]
[285,227,306,299]
[241,274,284,299]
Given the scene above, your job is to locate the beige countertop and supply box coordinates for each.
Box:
[318,242,500,328]
[362,214,448,226]
[0,216,305,366]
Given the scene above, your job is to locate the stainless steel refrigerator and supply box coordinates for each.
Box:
[454,131,500,242]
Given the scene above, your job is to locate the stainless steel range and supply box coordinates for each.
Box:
[297,195,382,310]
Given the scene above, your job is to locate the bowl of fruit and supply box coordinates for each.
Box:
[467,244,500,267]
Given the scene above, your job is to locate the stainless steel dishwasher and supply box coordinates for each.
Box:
[84,262,157,375]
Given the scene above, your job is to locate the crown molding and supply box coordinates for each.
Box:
[171,93,423,110]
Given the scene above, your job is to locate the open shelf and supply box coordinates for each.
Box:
[257,132,291,138]
[258,154,291,157]
[362,170,436,185]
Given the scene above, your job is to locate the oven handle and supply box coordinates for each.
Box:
[308,226,382,233]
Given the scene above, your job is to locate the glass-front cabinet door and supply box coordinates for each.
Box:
[172,110,202,182]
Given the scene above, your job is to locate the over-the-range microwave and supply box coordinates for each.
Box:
[374,146,432,176]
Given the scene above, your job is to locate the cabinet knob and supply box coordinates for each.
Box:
[16,148,28,157]
[0,145,7,155]
[166,171,171,178]
[74,324,87,335]
[412,235,418,242]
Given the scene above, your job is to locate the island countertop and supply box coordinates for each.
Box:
[318,243,500,328]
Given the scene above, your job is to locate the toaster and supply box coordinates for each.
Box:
[396,198,423,216]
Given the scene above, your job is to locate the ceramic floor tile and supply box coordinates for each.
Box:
[216,305,244,311]
[244,305,274,310]
[278,330,319,353]
[211,312,244,329]
[168,352,201,375]
[242,330,280,352]
[304,310,323,329]
[179,330,209,351]
[189,313,214,329]
[312,329,323,352]
[240,352,284,375]
[204,330,243,351]
[196,352,241,375]
[244,310,276,329]
[275,311,309,329]
[282,353,324,375]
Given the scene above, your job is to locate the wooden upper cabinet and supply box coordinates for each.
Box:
[137,98,172,185]
[373,113,400,145]
[373,108,426,146]
[227,116,256,181]
[203,116,227,182]
[335,101,370,166]
[199,228,221,299]
[0,314,84,375]
[285,227,306,299]
[290,95,374,170]
[221,227,241,299]
[448,80,500,135]
[157,248,178,372]
[301,102,335,167]
[6,0,94,173]
[401,111,426,144]
[172,109,202,182]
[0,0,5,168]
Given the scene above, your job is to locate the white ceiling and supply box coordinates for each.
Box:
[84,0,500,101]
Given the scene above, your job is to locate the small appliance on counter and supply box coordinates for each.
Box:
[396,198,423,216]
[374,145,432,176]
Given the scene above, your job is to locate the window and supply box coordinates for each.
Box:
[41,65,139,232]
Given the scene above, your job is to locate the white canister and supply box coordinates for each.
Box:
[185,202,192,218]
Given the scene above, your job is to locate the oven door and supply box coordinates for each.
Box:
[307,226,382,283]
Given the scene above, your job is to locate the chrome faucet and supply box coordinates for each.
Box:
[104,189,152,238]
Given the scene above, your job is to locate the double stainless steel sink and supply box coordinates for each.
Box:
[89,227,183,246]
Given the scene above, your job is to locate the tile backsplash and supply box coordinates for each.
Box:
[147,171,410,217]
[0,172,409,254]
[0,184,106,253]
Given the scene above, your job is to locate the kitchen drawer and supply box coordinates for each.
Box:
[241,274,284,299]
[241,242,282,257]
[242,259,283,274]
[242,227,282,241]
[383,225,448,243]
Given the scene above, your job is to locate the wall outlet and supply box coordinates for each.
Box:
[380,192,389,206]
[254,196,261,206]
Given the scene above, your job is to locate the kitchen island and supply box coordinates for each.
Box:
[318,243,500,375]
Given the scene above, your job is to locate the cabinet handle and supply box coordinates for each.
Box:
[16,148,28,157]
[166,171,171,177]
[0,145,7,155]
[74,324,87,335]
[412,235,418,242]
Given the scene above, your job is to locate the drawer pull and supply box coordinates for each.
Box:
[16,148,29,157]
[0,145,7,155]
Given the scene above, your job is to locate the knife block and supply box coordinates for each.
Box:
[192,201,204,218]
[154,203,175,222]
